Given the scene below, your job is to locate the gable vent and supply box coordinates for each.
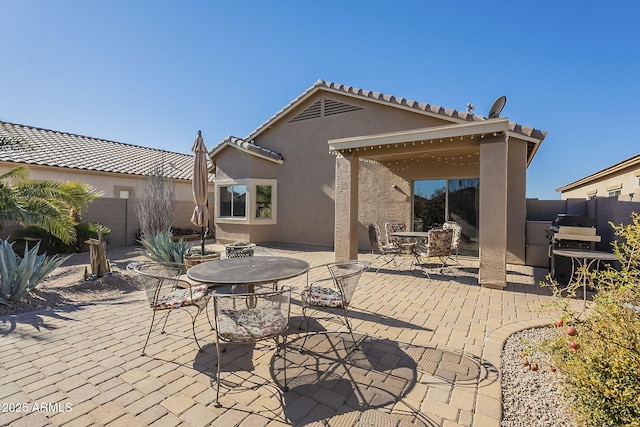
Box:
[290,100,322,122]
[289,98,363,122]
[324,98,362,116]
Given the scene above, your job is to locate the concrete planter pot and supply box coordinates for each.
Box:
[184,252,221,268]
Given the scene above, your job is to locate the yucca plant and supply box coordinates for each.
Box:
[0,239,70,306]
[139,231,190,263]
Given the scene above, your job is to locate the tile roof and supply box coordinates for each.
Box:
[0,122,197,180]
[209,136,284,163]
[245,79,548,143]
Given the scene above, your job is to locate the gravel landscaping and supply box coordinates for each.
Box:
[501,326,578,426]
[0,245,147,317]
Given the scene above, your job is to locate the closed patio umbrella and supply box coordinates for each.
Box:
[191,130,210,255]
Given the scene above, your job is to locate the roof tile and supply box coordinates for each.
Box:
[0,122,198,180]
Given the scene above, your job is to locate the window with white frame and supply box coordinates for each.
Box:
[219,184,247,218]
[115,186,135,199]
[607,183,623,198]
[216,179,276,224]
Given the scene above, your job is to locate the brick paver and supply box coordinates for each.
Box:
[0,244,558,426]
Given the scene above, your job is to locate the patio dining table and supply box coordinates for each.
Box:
[552,248,617,305]
[390,231,431,240]
[186,256,310,293]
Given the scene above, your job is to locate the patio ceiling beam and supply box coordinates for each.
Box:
[328,118,510,151]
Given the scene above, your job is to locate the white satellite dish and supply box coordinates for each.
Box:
[488,96,507,119]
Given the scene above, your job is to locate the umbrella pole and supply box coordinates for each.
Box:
[200,226,206,255]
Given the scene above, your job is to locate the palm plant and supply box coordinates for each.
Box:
[0,166,100,244]
[0,239,70,306]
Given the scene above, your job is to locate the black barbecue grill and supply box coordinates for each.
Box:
[546,214,600,283]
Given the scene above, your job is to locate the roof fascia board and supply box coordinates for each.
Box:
[244,86,324,142]
[556,154,640,192]
[210,141,283,164]
[245,85,468,142]
[318,86,468,124]
[328,118,510,150]
[0,160,196,183]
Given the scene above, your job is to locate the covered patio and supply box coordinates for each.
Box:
[329,117,547,288]
[0,243,557,426]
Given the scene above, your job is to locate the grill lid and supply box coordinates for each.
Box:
[545,214,598,241]
[551,214,596,228]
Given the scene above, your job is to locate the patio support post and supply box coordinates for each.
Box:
[479,133,508,289]
[334,152,359,261]
[506,138,528,265]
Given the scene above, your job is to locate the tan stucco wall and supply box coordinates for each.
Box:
[0,163,214,241]
[214,91,453,248]
[0,163,200,201]
[561,167,640,200]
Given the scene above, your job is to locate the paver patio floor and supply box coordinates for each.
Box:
[1,245,558,426]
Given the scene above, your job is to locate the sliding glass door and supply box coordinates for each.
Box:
[413,178,479,256]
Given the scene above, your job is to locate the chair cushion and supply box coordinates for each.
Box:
[217,306,286,342]
[302,286,345,308]
[156,285,208,309]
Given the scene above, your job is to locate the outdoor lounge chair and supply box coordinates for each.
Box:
[442,220,463,264]
[299,261,370,352]
[211,288,292,406]
[412,228,454,278]
[368,223,402,273]
[128,262,212,356]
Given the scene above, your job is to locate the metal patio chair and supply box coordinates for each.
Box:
[442,220,463,264]
[211,287,292,406]
[412,228,454,278]
[129,262,212,356]
[384,220,414,254]
[368,223,402,273]
[299,261,370,352]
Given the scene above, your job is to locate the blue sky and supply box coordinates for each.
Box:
[1,1,638,200]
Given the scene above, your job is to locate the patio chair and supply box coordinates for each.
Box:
[129,262,212,356]
[299,261,370,352]
[368,223,402,273]
[442,220,463,264]
[211,287,292,406]
[412,228,454,278]
[384,220,414,253]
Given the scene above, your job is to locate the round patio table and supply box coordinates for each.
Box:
[390,231,431,239]
[186,256,310,290]
[552,248,617,305]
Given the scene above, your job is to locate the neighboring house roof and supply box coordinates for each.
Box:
[556,153,640,193]
[209,136,283,164]
[0,121,198,181]
[210,79,547,164]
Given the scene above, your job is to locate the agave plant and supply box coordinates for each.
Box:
[0,239,70,306]
[139,231,190,263]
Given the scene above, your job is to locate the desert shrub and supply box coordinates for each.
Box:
[135,165,175,239]
[139,230,190,263]
[542,212,640,426]
[0,239,70,306]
